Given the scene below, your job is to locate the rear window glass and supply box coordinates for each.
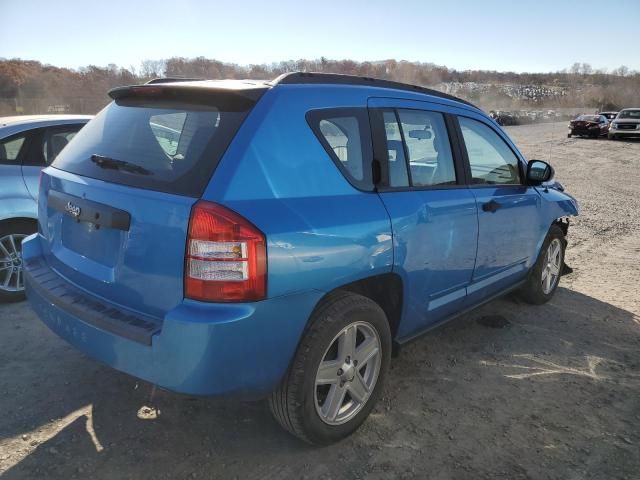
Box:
[52,95,255,197]
[307,108,373,191]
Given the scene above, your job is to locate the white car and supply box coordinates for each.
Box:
[0,114,92,301]
[608,108,640,140]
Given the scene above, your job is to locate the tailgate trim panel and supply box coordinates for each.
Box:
[48,190,131,231]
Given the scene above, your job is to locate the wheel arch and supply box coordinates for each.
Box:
[0,216,38,229]
[551,217,569,238]
[526,215,571,278]
[313,272,404,340]
[531,185,578,267]
[0,197,39,224]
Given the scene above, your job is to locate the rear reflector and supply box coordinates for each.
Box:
[185,201,266,302]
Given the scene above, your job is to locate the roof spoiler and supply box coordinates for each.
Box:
[107,83,266,103]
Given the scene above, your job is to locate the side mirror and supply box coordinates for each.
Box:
[408,129,432,140]
[527,159,554,185]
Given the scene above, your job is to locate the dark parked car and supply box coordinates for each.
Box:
[599,111,618,121]
[489,110,517,126]
[568,114,609,138]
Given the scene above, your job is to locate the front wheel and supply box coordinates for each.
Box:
[269,292,391,444]
[519,225,566,305]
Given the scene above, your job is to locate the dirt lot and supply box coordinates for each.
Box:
[1,122,639,479]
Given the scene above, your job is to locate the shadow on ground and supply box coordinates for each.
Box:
[1,286,639,479]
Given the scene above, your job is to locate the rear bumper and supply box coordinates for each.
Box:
[23,234,322,397]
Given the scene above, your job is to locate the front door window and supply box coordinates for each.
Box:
[458,116,521,185]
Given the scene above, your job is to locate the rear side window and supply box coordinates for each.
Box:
[383,111,409,187]
[0,134,26,164]
[42,125,83,166]
[458,116,521,185]
[53,95,256,197]
[307,108,373,191]
[378,109,456,188]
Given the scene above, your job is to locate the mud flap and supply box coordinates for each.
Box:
[561,262,573,275]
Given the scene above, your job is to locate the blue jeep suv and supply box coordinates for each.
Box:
[23,73,578,444]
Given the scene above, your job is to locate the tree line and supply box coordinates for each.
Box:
[1,57,638,115]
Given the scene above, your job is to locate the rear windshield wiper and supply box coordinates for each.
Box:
[90,154,153,176]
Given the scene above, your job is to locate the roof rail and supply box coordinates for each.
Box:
[273,72,477,108]
[145,77,204,85]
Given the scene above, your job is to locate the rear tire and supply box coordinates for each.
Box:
[269,292,391,444]
[519,225,566,305]
[0,220,37,303]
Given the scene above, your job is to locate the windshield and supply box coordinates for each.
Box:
[52,95,255,197]
[617,109,640,119]
[577,115,599,122]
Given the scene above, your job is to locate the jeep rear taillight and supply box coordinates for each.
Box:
[185,201,266,302]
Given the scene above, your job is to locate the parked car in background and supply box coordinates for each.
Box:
[489,110,517,126]
[567,114,609,138]
[23,74,578,444]
[608,108,640,139]
[599,111,618,121]
[0,115,92,301]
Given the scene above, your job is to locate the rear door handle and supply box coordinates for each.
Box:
[482,200,502,213]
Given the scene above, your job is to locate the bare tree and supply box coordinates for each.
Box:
[1,57,639,115]
[140,59,166,79]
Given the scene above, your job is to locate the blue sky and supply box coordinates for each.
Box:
[1,0,639,73]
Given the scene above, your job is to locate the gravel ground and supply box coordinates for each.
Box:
[1,122,639,479]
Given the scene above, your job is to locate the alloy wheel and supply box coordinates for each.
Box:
[541,238,562,294]
[314,321,382,425]
[0,234,28,292]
